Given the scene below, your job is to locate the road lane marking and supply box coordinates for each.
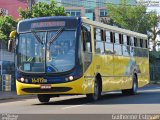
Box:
[139,89,160,93]
[62,105,84,110]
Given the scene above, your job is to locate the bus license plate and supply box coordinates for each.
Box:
[40,84,51,89]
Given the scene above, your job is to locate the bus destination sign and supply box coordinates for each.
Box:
[31,21,66,29]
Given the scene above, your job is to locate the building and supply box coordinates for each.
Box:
[0,0,23,73]
[35,0,136,21]
[0,0,28,19]
[0,0,24,91]
[62,0,136,20]
[0,0,137,20]
[0,44,15,91]
[57,0,102,20]
[95,0,137,21]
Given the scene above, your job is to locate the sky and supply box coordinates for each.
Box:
[137,0,160,50]
[137,0,160,14]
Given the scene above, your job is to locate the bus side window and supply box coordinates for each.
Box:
[119,34,123,44]
[105,31,113,54]
[130,37,134,46]
[122,34,130,57]
[81,25,92,72]
[140,39,143,48]
[81,27,91,53]
[130,37,134,57]
[95,28,105,54]
[145,40,148,48]
[115,33,119,44]
[81,29,86,51]
[145,39,149,57]
[123,35,127,45]
[127,36,131,46]
[110,32,115,43]
[142,39,146,48]
[114,33,122,56]
[134,37,137,47]
[137,38,141,47]
[134,37,141,57]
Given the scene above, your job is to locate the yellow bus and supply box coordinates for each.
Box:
[10,16,149,102]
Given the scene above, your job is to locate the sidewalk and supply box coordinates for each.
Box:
[0,91,35,100]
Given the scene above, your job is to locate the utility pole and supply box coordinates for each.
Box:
[28,0,33,11]
[0,43,2,76]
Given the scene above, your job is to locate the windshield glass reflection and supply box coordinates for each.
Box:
[17,30,76,73]
[46,30,76,73]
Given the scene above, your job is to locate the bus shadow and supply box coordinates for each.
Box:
[93,91,160,105]
[33,89,160,106]
[34,96,89,105]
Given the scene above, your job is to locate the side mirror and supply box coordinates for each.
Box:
[8,39,13,52]
[8,31,16,52]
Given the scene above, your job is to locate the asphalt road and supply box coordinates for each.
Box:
[0,84,160,114]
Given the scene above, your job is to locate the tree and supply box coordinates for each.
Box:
[18,0,67,19]
[147,12,160,51]
[0,16,17,42]
[106,0,160,51]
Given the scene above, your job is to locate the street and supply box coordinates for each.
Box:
[0,84,160,114]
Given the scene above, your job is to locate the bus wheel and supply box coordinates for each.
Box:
[86,77,101,101]
[37,94,50,103]
[122,74,138,95]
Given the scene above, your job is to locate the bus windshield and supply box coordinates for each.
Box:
[17,30,76,73]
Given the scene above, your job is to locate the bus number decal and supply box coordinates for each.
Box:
[32,78,47,83]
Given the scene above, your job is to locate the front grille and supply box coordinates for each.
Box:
[22,87,72,93]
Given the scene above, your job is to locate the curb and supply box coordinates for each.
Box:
[0,92,36,101]
[0,96,36,101]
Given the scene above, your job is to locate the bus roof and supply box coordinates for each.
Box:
[18,16,79,23]
[82,18,148,40]
[17,16,148,39]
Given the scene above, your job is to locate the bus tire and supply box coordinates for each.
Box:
[122,74,138,95]
[86,77,101,101]
[37,94,50,103]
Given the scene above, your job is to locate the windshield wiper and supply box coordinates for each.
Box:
[48,27,64,46]
[31,30,44,45]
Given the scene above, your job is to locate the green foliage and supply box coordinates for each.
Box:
[147,12,160,51]
[19,0,67,19]
[0,16,17,41]
[106,0,157,34]
[149,51,157,63]
[0,31,7,41]
[106,0,160,51]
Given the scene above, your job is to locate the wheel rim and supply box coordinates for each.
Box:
[93,80,99,100]
[133,76,137,93]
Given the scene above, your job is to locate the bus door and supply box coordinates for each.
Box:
[81,25,93,93]
[94,28,105,74]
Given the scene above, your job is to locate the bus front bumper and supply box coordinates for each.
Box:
[16,78,86,95]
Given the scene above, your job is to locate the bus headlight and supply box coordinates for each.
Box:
[25,78,28,83]
[20,77,25,82]
[68,76,74,81]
